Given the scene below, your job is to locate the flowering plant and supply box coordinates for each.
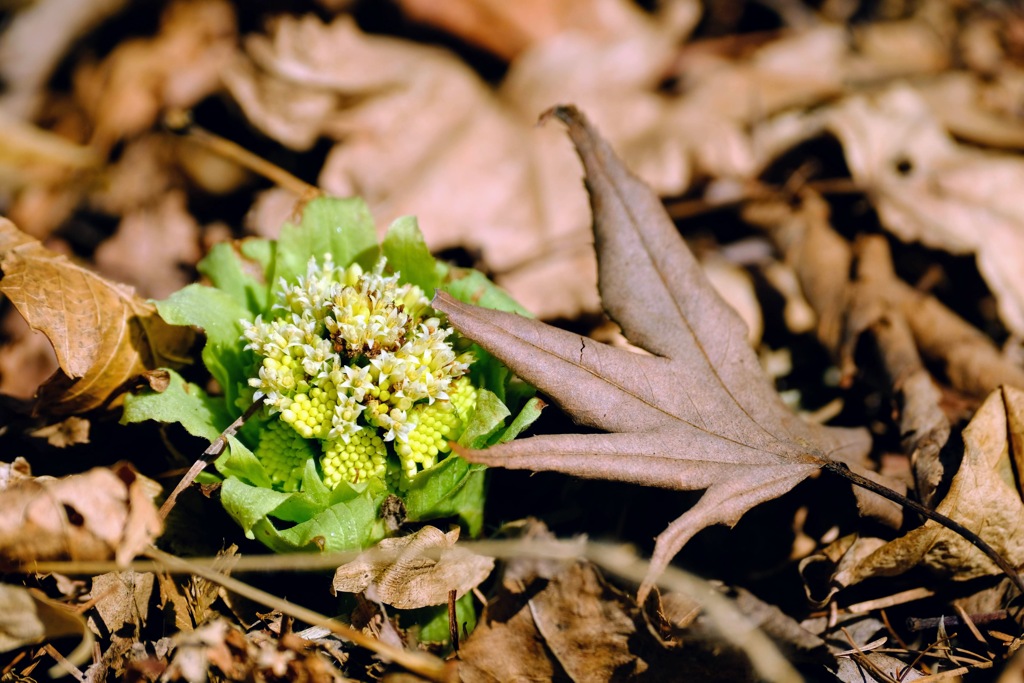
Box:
[124,197,541,554]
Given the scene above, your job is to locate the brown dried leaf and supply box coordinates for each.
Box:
[332,526,494,610]
[0,584,91,664]
[846,236,950,509]
[395,0,671,61]
[89,571,154,636]
[0,458,32,492]
[529,562,641,679]
[29,416,91,448]
[0,307,59,401]
[827,85,1024,336]
[0,0,129,118]
[0,112,100,190]
[458,562,638,682]
[0,463,163,567]
[72,0,237,148]
[747,194,1024,398]
[435,108,871,599]
[0,217,194,414]
[823,387,1024,591]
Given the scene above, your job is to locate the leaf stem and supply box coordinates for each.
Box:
[158,398,265,520]
[822,460,1024,595]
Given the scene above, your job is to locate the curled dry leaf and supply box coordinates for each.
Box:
[29,415,91,448]
[460,561,640,682]
[0,217,194,414]
[808,386,1024,594]
[396,0,680,61]
[827,85,1024,337]
[0,307,58,401]
[435,107,872,600]
[0,111,101,191]
[746,194,1024,398]
[72,0,237,148]
[89,571,154,637]
[0,463,163,567]
[0,458,32,492]
[845,235,950,508]
[0,0,129,118]
[224,13,597,318]
[0,584,92,673]
[332,526,494,610]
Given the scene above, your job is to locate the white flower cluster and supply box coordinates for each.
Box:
[240,255,474,486]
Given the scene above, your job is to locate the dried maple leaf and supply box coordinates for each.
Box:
[434,107,872,600]
[0,217,194,414]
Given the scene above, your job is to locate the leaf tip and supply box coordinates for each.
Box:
[539,104,584,128]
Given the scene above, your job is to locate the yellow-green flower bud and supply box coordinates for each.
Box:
[242,254,479,489]
[395,377,477,477]
[254,419,319,492]
[322,428,387,487]
[280,384,338,440]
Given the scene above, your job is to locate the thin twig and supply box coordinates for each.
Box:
[42,643,85,682]
[164,109,318,197]
[159,398,265,520]
[907,611,1008,633]
[447,590,459,653]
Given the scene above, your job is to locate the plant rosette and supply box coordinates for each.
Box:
[124,196,542,554]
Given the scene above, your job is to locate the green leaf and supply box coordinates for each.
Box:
[382,216,445,296]
[220,476,295,538]
[490,396,545,446]
[272,197,378,285]
[469,348,511,403]
[251,494,385,553]
[404,456,486,536]
[221,457,388,553]
[242,237,275,275]
[215,435,273,488]
[121,368,230,441]
[197,240,270,314]
[156,284,252,410]
[460,389,509,449]
[441,268,530,316]
[406,592,477,644]
[270,460,338,522]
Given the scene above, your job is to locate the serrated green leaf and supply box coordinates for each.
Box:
[460,389,509,449]
[404,456,485,536]
[121,368,230,441]
[272,197,379,285]
[215,435,273,488]
[250,494,385,553]
[490,396,544,446]
[441,268,530,316]
[156,284,252,410]
[197,241,269,314]
[381,216,446,296]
